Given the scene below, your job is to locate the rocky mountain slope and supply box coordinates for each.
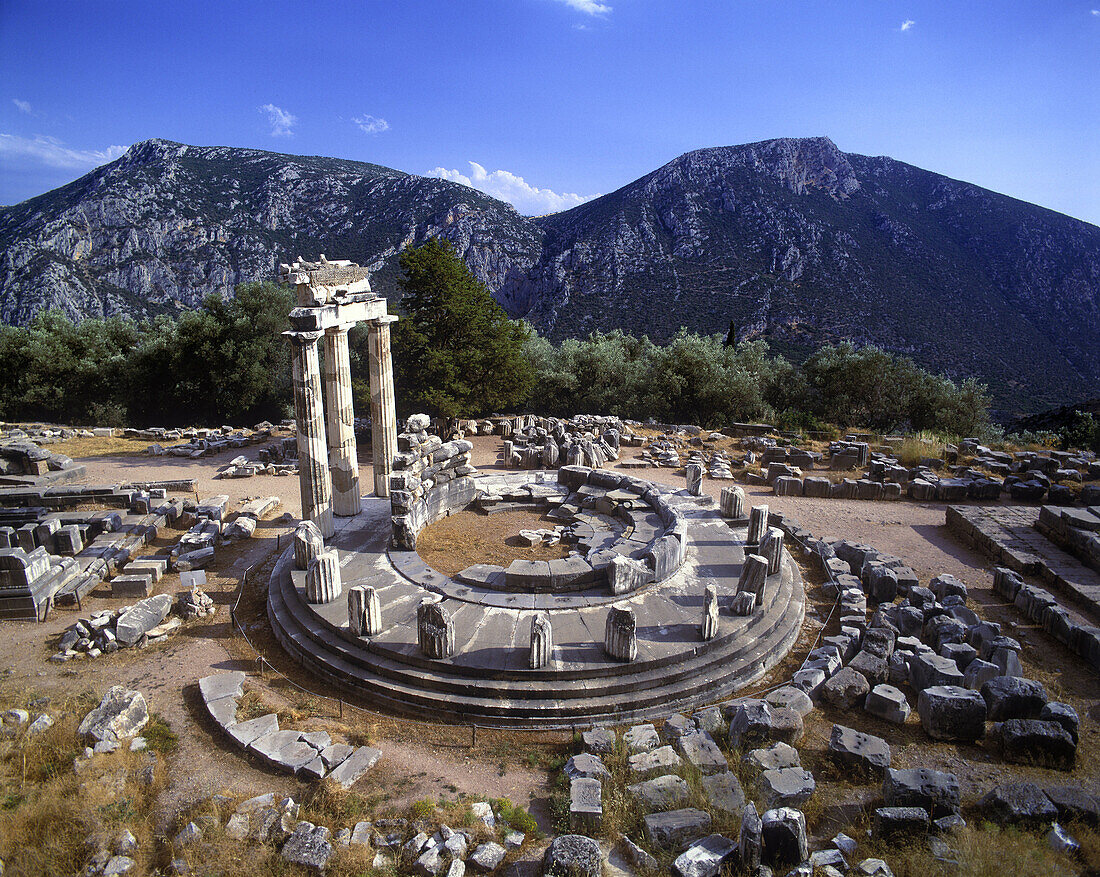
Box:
[2,137,1098,412]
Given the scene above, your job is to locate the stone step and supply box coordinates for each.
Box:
[282,555,793,683]
[267,546,804,727]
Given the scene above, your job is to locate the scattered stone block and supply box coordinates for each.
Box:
[541,836,600,877]
[981,676,1047,721]
[628,774,690,811]
[883,768,960,817]
[917,685,986,741]
[569,777,602,832]
[644,808,712,849]
[564,753,611,780]
[700,771,746,815]
[628,745,682,779]
[581,727,615,754]
[727,699,772,749]
[1001,719,1076,770]
[979,782,1058,827]
[757,767,815,808]
[742,742,800,779]
[1044,785,1100,826]
[78,686,149,743]
[761,807,808,869]
[828,724,891,774]
[672,834,738,877]
[624,723,660,753]
[675,730,728,775]
[873,807,929,841]
[764,686,813,717]
[115,594,173,645]
[822,666,870,709]
[864,684,911,724]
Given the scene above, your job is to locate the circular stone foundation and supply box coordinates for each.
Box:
[267,470,805,729]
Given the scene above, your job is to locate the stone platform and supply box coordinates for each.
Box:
[946,505,1100,622]
[268,472,805,729]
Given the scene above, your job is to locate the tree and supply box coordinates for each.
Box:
[392,239,532,418]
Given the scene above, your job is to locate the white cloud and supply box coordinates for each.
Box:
[260,103,296,136]
[353,114,390,134]
[1092,9,1100,15]
[554,0,611,16]
[12,99,31,114]
[0,133,126,170]
[900,19,915,31]
[428,161,597,215]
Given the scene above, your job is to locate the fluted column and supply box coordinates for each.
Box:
[368,315,399,497]
[323,325,362,516]
[286,330,334,538]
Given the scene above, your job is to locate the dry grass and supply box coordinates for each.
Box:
[46,435,155,459]
[416,509,573,577]
[0,692,169,877]
[893,434,947,468]
[850,821,1094,877]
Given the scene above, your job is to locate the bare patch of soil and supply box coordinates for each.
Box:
[416,509,572,577]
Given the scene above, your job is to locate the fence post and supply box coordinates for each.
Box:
[471,725,477,747]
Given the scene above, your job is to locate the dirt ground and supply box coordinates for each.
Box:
[3,430,1098,849]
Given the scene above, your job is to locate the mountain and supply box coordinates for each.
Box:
[2,137,1098,413]
[0,139,540,325]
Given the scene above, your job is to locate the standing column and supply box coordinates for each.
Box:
[368,315,399,497]
[323,325,362,516]
[286,330,334,538]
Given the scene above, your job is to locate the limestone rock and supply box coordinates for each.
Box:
[873,807,929,841]
[623,723,660,753]
[761,807,808,869]
[628,745,682,779]
[727,699,772,749]
[470,841,507,872]
[700,771,747,815]
[115,594,173,645]
[1000,719,1076,770]
[883,768,960,817]
[541,835,600,877]
[564,753,611,780]
[979,782,1058,827]
[828,724,891,774]
[864,684,911,724]
[672,834,738,877]
[739,802,762,871]
[822,667,870,709]
[627,774,690,811]
[980,676,1047,721]
[281,821,332,872]
[758,767,815,808]
[917,685,986,741]
[78,687,148,743]
[643,808,712,849]
[674,730,728,775]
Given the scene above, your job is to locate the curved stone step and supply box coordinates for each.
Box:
[273,542,800,700]
[267,545,805,728]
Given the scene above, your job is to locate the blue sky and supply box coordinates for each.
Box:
[1,1,1098,223]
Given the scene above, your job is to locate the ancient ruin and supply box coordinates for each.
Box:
[263,259,807,728]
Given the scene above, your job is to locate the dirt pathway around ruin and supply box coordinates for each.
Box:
[6,430,1098,836]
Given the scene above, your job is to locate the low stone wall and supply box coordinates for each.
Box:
[389,414,477,550]
[198,670,381,786]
